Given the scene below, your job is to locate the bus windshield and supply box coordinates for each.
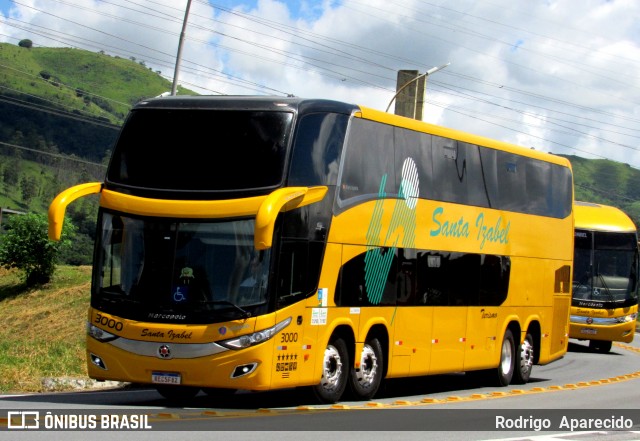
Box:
[94,212,271,323]
[106,109,294,194]
[573,230,639,307]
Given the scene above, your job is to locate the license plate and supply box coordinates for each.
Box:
[152,372,181,385]
[580,328,597,335]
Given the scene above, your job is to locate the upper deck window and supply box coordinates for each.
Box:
[106,109,294,194]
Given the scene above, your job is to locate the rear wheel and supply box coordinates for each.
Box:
[512,332,534,384]
[349,338,383,400]
[312,337,349,404]
[494,328,516,386]
[155,385,200,402]
[589,340,613,353]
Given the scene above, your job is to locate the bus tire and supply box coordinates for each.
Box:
[495,328,516,386]
[155,385,200,402]
[512,331,534,384]
[589,340,612,353]
[349,338,383,400]
[312,337,349,404]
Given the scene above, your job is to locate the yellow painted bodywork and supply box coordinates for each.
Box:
[322,197,573,379]
[573,201,636,233]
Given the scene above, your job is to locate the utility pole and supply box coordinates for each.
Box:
[171,0,193,96]
[393,70,425,120]
[386,63,450,120]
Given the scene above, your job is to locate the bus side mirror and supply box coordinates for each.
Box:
[254,186,328,250]
[48,182,103,240]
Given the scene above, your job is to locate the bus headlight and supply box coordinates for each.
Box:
[616,313,638,323]
[87,322,119,342]
[219,317,292,350]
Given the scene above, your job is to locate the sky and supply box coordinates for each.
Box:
[1,0,640,169]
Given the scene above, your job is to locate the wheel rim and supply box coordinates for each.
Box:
[320,344,343,392]
[519,338,534,376]
[354,344,378,389]
[500,338,513,375]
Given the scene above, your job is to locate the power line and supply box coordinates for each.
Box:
[2,0,639,169]
[0,140,107,167]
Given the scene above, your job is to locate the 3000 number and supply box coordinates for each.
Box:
[280,332,298,343]
[94,313,124,332]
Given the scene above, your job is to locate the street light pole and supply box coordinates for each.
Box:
[171,0,193,96]
[385,62,450,114]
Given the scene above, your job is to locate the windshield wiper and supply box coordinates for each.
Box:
[200,300,251,318]
[594,273,615,302]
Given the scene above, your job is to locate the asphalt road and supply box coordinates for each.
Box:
[1,336,639,441]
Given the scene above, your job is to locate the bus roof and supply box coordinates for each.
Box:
[357,105,571,168]
[133,95,359,115]
[574,201,637,233]
[132,95,570,169]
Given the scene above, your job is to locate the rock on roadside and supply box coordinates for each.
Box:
[41,376,128,392]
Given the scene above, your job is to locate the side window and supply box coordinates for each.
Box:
[497,151,526,212]
[460,142,491,207]
[550,165,573,218]
[479,254,510,306]
[335,249,398,307]
[479,147,499,208]
[431,138,490,207]
[526,159,551,216]
[394,127,433,200]
[338,118,395,208]
[276,240,323,307]
[289,113,348,186]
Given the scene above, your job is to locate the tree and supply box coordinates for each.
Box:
[3,158,20,186]
[20,175,38,205]
[18,39,33,49]
[0,213,75,286]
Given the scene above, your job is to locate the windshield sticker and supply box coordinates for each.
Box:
[317,288,328,307]
[173,286,188,302]
[172,266,196,303]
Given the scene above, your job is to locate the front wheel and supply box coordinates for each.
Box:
[512,332,534,384]
[311,337,349,404]
[349,338,384,400]
[589,340,613,353]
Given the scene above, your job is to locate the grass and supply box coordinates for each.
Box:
[0,265,91,393]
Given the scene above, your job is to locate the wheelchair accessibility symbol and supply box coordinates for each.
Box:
[173,287,187,302]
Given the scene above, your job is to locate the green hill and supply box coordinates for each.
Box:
[0,42,196,161]
[560,154,640,227]
[0,42,195,123]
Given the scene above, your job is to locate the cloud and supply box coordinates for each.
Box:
[1,0,639,167]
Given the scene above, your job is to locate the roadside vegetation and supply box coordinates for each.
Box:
[0,266,90,393]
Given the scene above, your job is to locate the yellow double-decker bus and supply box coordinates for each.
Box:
[49,96,573,403]
[570,201,638,353]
